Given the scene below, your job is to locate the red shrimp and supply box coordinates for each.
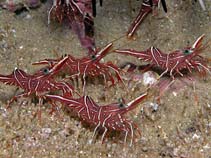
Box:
[45,91,148,146]
[128,0,167,38]
[48,0,95,54]
[115,34,210,78]
[33,43,124,93]
[0,56,74,107]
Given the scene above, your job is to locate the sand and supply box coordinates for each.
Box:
[0,0,211,157]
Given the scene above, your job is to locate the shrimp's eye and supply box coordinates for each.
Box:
[119,103,125,108]
[91,55,96,60]
[43,68,50,75]
[183,49,193,55]
[118,98,125,108]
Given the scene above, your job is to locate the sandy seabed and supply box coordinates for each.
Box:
[0,0,211,158]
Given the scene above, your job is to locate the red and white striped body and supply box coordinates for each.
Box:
[48,0,95,54]
[115,34,210,78]
[46,92,147,146]
[0,56,74,105]
[33,43,124,90]
[127,0,160,38]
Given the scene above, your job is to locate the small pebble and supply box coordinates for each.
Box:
[142,147,148,152]
[40,128,52,138]
[192,133,200,139]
